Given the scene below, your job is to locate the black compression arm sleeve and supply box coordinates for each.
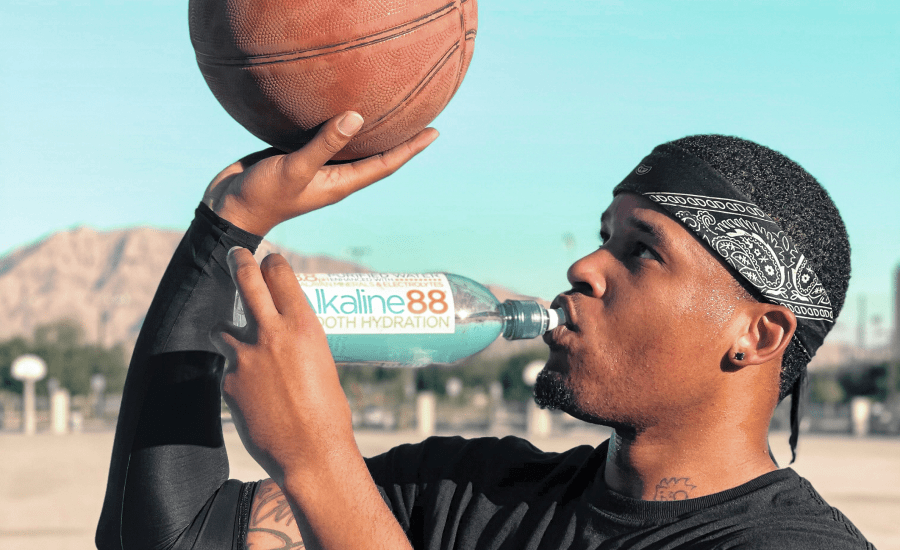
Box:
[96,204,263,550]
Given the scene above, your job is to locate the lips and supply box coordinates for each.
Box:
[542,327,566,349]
[550,294,577,330]
[543,294,577,349]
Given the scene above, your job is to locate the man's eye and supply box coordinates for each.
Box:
[598,231,610,246]
[633,242,656,260]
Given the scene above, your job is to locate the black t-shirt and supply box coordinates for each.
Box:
[97,204,876,550]
[367,435,874,549]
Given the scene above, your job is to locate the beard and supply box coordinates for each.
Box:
[533,369,575,411]
[533,365,635,430]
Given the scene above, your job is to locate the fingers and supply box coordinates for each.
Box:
[292,127,438,211]
[381,127,440,170]
[227,247,278,323]
[334,127,439,195]
[259,254,307,318]
[281,111,365,181]
[210,321,242,367]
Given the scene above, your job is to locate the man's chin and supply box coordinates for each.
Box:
[533,368,575,412]
[542,348,570,375]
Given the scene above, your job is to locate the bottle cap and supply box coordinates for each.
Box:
[547,308,566,331]
[501,301,565,340]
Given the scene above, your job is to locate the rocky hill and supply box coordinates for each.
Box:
[0,226,546,361]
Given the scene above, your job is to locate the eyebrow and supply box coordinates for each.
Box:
[627,216,671,250]
[628,216,660,238]
[599,213,670,247]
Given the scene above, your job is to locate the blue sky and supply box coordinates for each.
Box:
[2,0,898,346]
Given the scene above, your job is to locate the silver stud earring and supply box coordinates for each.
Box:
[734,352,745,361]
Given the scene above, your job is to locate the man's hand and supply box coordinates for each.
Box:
[203,111,438,236]
[212,248,351,483]
[211,248,412,550]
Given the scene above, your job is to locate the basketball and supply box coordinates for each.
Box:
[189,0,478,160]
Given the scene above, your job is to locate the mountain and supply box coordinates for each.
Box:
[4,225,880,371]
[0,226,546,360]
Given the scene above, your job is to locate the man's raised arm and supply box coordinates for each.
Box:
[96,112,436,549]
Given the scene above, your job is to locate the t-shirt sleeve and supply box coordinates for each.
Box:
[365,436,459,532]
[717,528,875,550]
[713,501,875,550]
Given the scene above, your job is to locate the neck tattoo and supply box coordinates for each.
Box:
[653,477,697,501]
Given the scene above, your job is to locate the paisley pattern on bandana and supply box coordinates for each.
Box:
[646,192,833,324]
[613,142,836,360]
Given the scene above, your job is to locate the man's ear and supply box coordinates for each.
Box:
[729,304,797,367]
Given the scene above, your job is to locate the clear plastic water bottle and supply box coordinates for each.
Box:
[233,273,565,367]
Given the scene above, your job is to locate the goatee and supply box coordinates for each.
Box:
[533,369,575,411]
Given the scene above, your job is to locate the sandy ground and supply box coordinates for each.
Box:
[0,427,897,550]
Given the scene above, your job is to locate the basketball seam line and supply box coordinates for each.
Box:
[195,1,459,67]
[362,40,461,131]
[451,2,468,97]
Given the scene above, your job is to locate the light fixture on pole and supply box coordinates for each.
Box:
[11,354,48,435]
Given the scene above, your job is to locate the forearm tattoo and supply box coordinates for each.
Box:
[653,477,697,501]
[247,479,305,549]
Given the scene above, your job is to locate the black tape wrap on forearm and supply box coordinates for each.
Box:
[96,204,262,550]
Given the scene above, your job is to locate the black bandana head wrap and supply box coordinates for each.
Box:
[614,143,836,463]
[614,143,833,360]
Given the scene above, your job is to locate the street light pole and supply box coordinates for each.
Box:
[11,354,48,435]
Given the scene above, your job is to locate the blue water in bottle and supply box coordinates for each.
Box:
[234,272,564,367]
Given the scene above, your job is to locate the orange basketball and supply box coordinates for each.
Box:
[189,0,478,160]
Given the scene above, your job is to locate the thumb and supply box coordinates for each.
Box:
[236,147,283,170]
[210,321,243,368]
[282,111,364,178]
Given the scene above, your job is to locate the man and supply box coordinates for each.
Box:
[96,112,873,549]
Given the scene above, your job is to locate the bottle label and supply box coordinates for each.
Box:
[233,273,456,334]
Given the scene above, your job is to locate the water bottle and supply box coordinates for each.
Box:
[233,273,565,367]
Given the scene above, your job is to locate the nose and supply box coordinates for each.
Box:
[566,248,608,298]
